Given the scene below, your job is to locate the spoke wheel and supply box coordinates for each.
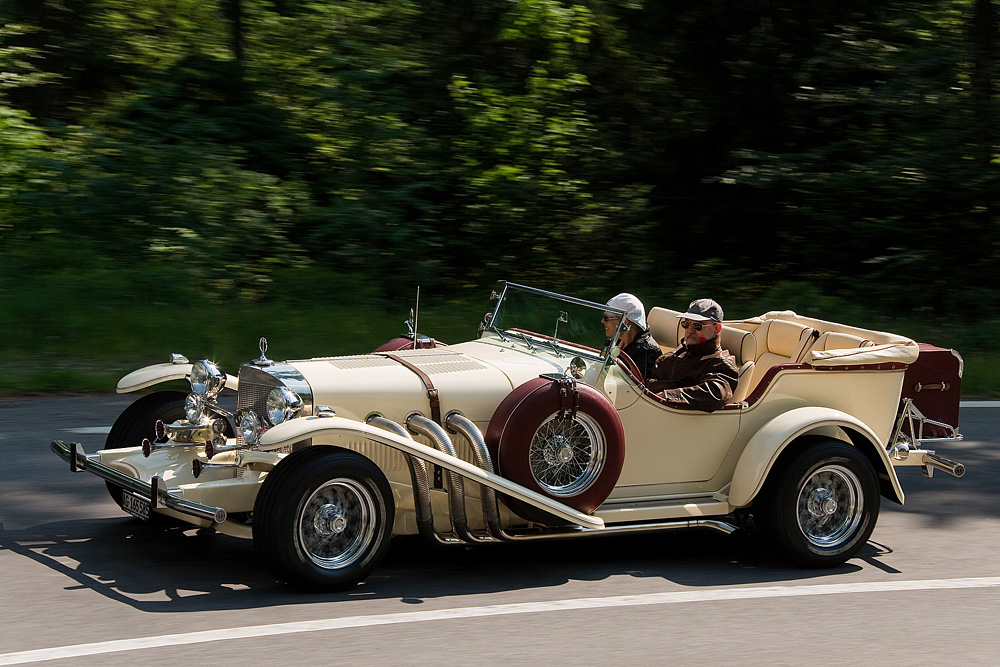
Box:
[528,412,606,497]
[254,447,393,591]
[299,478,379,570]
[486,377,624,524]
[758,437,879,568]
[796,464,864,548]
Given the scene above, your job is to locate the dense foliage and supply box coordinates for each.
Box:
[1,0,997,314]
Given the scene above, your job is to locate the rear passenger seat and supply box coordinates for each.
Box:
[747,318,816,390]
[720,326,757,403]
[647,309,883,404]
[803,331,874,360]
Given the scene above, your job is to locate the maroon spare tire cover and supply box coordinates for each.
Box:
[485,377,625,517]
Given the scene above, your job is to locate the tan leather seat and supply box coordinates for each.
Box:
[720,326,756,366]
[646,306,683,352]
[730,360,756,403]
[805,331,874,358]
[748,318,816,388]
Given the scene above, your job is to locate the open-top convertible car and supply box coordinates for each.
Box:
[52,281,967,591]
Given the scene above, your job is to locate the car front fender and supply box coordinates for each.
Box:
[729,406,904,508]
[258,415,605,529]
[116,363,239,394]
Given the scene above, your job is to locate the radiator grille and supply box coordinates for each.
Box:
[236,376,278,446]
[237,382,272,423]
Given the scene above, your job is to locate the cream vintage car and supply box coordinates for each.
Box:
[51,281,967,591]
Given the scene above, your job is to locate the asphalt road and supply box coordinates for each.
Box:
[1,396,998,666]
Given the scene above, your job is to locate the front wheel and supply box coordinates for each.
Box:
[253,448,394,592]
[757,437,880,568]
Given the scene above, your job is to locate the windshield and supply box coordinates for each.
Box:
[478,282,626,361]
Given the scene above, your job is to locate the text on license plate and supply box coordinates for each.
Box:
[122,491,150,521]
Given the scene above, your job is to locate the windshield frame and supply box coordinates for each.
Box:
[479,281,628,365]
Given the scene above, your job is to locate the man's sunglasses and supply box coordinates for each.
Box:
[680,319,713,331]
[601,314,621,322]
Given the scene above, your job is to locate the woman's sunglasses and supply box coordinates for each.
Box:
[680,319,711,331]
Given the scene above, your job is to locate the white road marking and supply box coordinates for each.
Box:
[2,577,999,665]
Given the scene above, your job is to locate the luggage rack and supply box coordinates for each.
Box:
[892,397,962,446]
[888,398,965,478]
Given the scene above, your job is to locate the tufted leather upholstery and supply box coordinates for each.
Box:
[748,318,816,388]
[720,326,756,366]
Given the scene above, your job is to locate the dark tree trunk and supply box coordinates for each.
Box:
[222,0,244,62]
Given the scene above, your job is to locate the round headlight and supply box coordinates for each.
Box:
[239,411,262,446]
[190,360,225,398]
[267,386,303,425]
[184,393,204,422]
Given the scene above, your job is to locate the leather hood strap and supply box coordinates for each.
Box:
[379,353,441,423]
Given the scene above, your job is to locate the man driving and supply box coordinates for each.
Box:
[646,298,739,412]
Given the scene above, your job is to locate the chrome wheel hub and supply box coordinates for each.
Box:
[796,464,864,548]
[298,478,377,569]
[807,488,838,517]
[314,505,349,536]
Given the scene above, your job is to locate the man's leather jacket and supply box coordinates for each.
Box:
[646,337,739,412]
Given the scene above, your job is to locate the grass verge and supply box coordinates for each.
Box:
[2,254,996,397]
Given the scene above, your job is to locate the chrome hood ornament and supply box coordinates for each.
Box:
[253,336,273,367]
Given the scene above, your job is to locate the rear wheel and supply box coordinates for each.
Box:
[253,448,394,592]
[757,437,880,567]
[104,391,187,510]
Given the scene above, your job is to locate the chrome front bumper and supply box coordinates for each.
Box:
[51,440,228,523]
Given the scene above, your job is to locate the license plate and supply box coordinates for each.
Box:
[121,491,151,521]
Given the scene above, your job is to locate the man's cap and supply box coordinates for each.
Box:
[679,298,724,322]
[606,293,647,331]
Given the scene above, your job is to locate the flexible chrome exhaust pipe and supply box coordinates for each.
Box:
[366,414,459,545]
[445,412,509,541]
[406,414,480,544]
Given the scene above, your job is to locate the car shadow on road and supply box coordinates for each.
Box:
[0,516,894,613]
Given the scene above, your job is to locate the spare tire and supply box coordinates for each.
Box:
[485,377,625,524]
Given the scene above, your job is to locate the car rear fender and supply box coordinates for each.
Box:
[258,415,605,529]
[729,406,904,508]
[116,362,239,394]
